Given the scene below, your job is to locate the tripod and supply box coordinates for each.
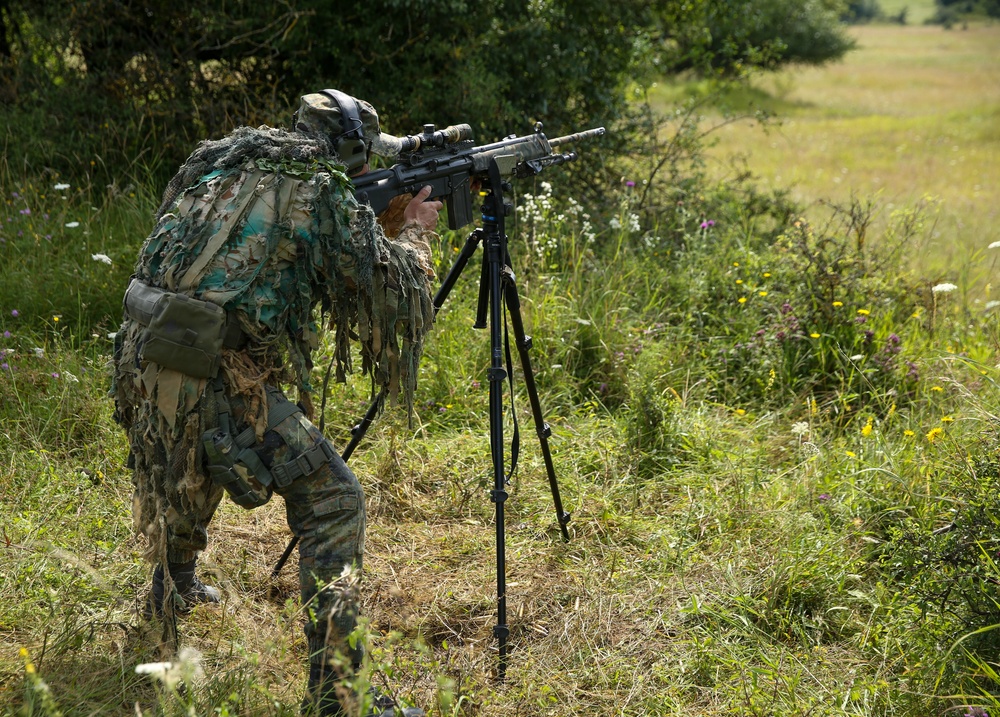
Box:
[271,158,571,680]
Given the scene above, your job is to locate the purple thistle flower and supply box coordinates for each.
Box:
[1,363,8,371]
[818,493,830,502]
[708,220,715,226]
[3,330,9,338]
[19,208,30,215]
[11,309,19,317]
[700,221,708,229]
[51,372,59,379]
[625,180,635,187]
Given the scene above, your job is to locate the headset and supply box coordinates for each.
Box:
[319,89,370,173]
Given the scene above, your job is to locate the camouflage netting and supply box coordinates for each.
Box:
[112,125,436,571]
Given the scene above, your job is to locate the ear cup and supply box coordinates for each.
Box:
[320,89,369,172]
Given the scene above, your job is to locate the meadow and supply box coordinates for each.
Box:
[3,13,1000,717]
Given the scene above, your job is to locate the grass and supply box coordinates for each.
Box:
[651,22,1000,279]
[6,14,1000,717]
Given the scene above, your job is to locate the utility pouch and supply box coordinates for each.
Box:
[202,428,274,509]
[125,280,227,379]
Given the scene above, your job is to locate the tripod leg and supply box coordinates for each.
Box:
[501,267,571,541]
[483,236,511,681]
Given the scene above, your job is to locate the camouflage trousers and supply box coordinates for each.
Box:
[138,384,367,669]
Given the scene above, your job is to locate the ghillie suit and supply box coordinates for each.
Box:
[111,123,435,687]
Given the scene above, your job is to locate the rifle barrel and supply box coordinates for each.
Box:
[548,127,606,148]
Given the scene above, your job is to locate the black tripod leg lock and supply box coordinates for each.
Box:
[491,488,508,504]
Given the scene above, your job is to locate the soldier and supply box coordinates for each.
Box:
[111,90,439,716]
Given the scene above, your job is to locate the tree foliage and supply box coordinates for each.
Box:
[0,0,853,183]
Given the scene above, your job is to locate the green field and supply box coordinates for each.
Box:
[657,22,1000,278]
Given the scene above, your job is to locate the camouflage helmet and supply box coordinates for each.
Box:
[294,89,403,172]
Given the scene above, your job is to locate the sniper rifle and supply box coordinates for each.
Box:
[353,122,606,229]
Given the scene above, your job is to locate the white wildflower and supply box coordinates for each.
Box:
[65,221,80,228]
[790,421,809,437]
[62,371,79,383]
[986,301,1000,310]
[850,354,864,361]
[989,241,1000,249]
[91,253,112,265]
[53,183,71,191]
[32,347,45,358]
[932,282,957,294]
[107,332,118,340]
[135,647,204,689]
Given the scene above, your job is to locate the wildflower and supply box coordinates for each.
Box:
[904,429,915,436]
[738,297,747,304]
[52,316,59,323]
[735,408,746,416]
[846,451,856,458]
[1,363,8,371]
[941,415,954,422]
[51,372,59,379]
[91,253,112,264]
[19,208,30,215]
[733,262,739,267]
[790,421,809,437]
[931,386,944,392]
[32,347,44,358]
[810,332,820,339]
[932,282,958,293]
[818,493,830,502]
[759,291,768,297]
[735,279,742,284]
[135,647,204,689]
[2,330,9,338]
[65,221,80,228]
[989,241,1000,249]
[833,301,843,307]
[625,180,635,187]
[926,427,944,443]
[861,418,873,437]
[857,309,870,316]
[763,272,770,277]
[53,183,70,191]
[850,354,863,361]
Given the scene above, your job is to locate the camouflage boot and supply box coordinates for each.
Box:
[144,559,221,619]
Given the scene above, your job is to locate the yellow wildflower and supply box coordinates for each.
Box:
[861,418,873,437]
[763,272,771,278]
[846,451,857,458]
[833,301,843,307]
[926,427,944,443]
[941,415,954,422]
[904,429,915,437]
[738,297,747,304]
[857,309,870,316]
[735,408,746,416]
[759,291,768,297]
[931,386,944,392]
[810,333,820,339]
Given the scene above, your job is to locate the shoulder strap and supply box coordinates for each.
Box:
[178,169,269,293]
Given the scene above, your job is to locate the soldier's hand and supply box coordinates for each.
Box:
[403,185,443,231]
